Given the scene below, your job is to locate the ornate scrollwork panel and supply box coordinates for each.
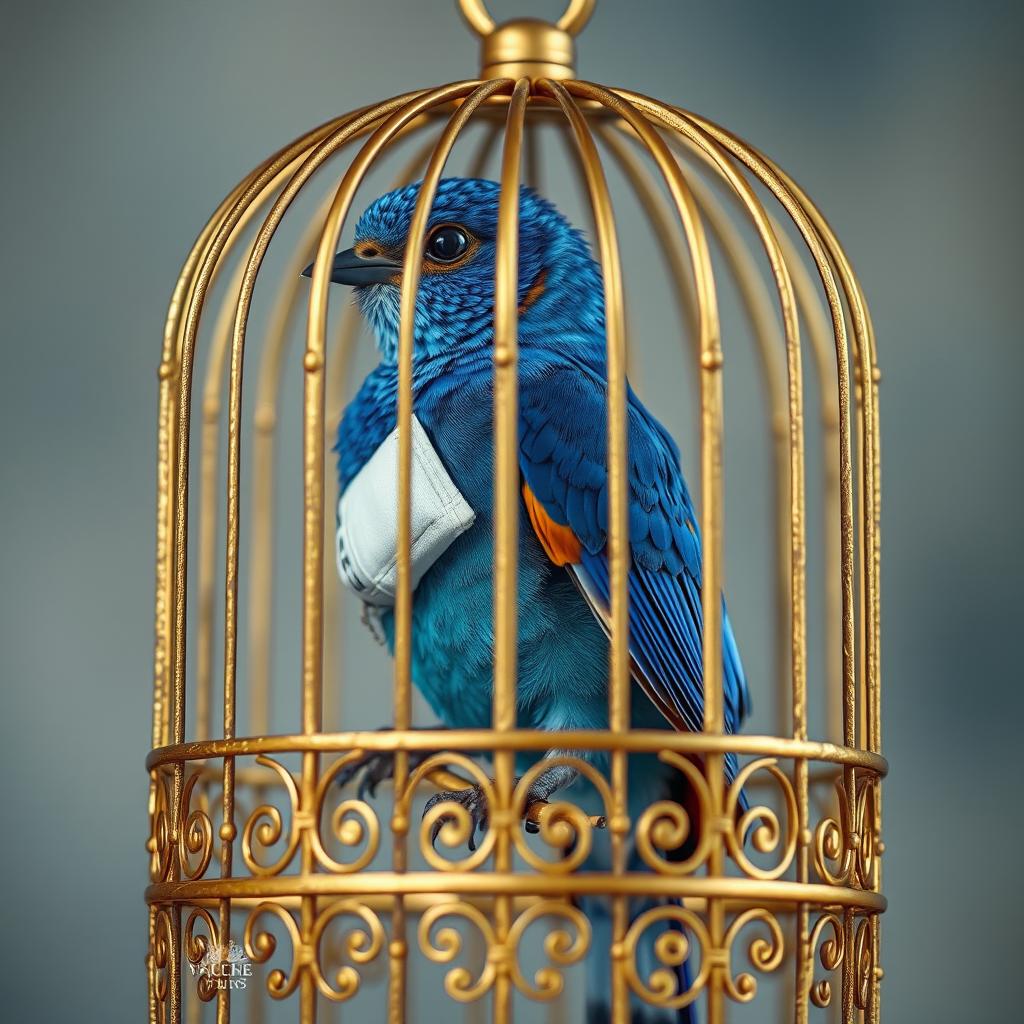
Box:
[634,752,714,875]
[724,758,798,881]
[622,903,712,1011]
[418,899,590,1003]
[148,770,174,883]
[507,900,591,1000]
[807,911,845,1008]
[814,771,883,888]
[418,901,498,1002]
[183,906,221,1002]
[311,751,381,873]
[400,752,498,871]
[240,756,302,877]
[151,906,174,1020]
[854,776,880,890]
[722,908,785,1002]
[310,900,386,1001]
[511,756,612,872]
[243,901,303,1000]
[177,768,214,880]
[814,778,854,885]
[854,915,876,1011]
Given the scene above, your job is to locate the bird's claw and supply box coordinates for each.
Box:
[420,788,599,850]
[423,785,490,852]
[336,749,428,801]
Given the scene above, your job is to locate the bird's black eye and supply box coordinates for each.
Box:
[425,225,469,264]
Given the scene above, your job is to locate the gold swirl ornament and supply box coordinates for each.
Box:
[240,755,302,877]
[807,911,845,1008]
[177,768,214,881]
[243,900,304,1000]
[183,906,220,1002]
[309,900,387,1002]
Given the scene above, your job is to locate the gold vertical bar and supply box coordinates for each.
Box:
[218,224,254,1024]
[148,904,158,1024]
[492,77,530,1024]
[157,167,253,758]
[767,216,842,744]
[170,905,182,1024]
[322,131,440,731]
[300,155,327,1024]
[854,379,866,751]
[870,337,881,757]
[303,80,494,1024]
[215,89,439,1024]
[153,102,402,1024]
[842,908,855,1024]
[195,256,251,743]
[606,125,799,735]
[727,146,873,742]
[628,109,864,1012]
[169,108,377,757]
[595,124,699,361]
[390,77,508,1024]
[321,299,362,733]
[639,96,858,767]
[543,79,631,1024]
[171,121,363,746]
[155,345,179,756]
[746,163,881,1018]
[584,86,811,1024]
[868,316,882,1024]
[248,237,310,739]
[163,131,380,1024]
[870,913,881,1024]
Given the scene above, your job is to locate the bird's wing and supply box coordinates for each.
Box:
[518,353,750,752]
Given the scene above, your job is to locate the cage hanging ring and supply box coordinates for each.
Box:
[458,0,596,37]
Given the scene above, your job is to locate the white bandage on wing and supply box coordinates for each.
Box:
[335,414,475,607]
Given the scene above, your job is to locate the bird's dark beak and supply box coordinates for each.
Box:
[301,247,402,286]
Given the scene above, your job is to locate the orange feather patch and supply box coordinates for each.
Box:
[522,481,582,566]
[518,269,546,314]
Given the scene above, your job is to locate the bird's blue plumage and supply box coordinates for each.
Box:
[332,177,751,1023]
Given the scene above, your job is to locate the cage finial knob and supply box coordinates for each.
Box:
[458,0,595,82]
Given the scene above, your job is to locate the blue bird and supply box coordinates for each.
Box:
[311,178,750,1023]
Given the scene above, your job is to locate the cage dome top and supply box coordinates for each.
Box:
[459,0,594,80]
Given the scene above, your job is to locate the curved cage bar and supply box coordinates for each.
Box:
[147,5,883,1022]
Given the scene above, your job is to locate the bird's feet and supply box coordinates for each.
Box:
[337,725,464,799]
[423,785,492,852]
[421,767,603,852]
[335,747,433,801]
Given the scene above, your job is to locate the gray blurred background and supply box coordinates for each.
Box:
[1,1,1021,1021]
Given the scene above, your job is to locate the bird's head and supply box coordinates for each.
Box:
[305,177,603,361]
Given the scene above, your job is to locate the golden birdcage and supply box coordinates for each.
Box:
[145,1,884,1021]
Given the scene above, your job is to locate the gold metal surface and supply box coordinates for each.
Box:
[147,4,883,1022]
[460,0,594,81]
